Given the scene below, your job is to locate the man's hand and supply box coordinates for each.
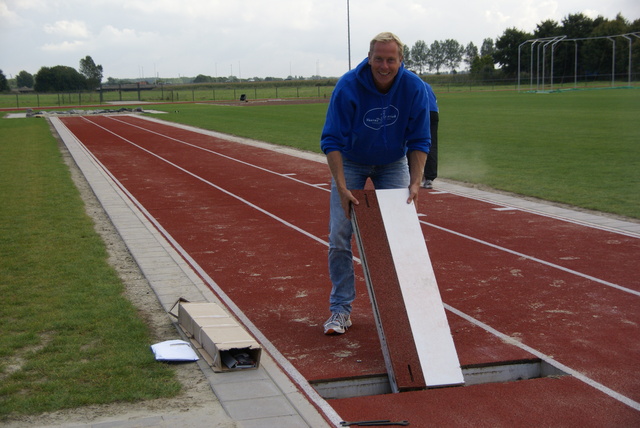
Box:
[338,186,358,219]
[407,182,421,205]
[407,150,428,204]
[326,151,359,219]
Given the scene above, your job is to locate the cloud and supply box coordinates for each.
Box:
[1,0,638,79]
[484,10,512,25]
[0,0,27,29]
[0,2,18,19]
[581,9,602,19]
[43,20,90,38]
[41,39,88,52]
[98,25,157,44]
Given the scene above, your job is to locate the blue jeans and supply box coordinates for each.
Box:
[328,157,409,314]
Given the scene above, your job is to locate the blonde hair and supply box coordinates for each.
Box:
[369,32,404,60]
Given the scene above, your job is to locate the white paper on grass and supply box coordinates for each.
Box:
[151,340,199,362]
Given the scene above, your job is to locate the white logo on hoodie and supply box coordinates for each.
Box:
[363,105,399,130]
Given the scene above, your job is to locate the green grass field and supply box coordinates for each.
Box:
[148,88,640,219]
[0,118,181,420]
[438,88,640,217]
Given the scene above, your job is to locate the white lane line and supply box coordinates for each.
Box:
[445,303,640,411]
[99,116,639,297]
[73,116,639,412]
[104,115,328,192]
[80,116,330,249]
[102,116,640,296]
[421,220,640,298]
[62,117,344,425]
[96,116,639,297]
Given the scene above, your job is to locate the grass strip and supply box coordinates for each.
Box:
[438,89,640,218]
[0,118,180,419]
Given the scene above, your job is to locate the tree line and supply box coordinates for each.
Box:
[1,56,103,93]
[1,12,637,93]
[403,13,639,81]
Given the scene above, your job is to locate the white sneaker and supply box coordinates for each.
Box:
[422,179,433,189]
[323,312,352,335]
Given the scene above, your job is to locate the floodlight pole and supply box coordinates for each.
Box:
[347,0,352,70]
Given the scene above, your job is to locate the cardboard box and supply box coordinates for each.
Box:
[177,302,229,337]
[177,301,261,372]
[192,317,239,344]
[200,325,261,372]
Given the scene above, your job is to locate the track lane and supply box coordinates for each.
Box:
[58,115,640,408]
[103,115,640,291]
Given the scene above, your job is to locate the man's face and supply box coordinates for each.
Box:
[368,41,402,93]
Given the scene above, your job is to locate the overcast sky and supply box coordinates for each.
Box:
[1,0,638,80]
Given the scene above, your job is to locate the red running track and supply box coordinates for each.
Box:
[58,115,640,426]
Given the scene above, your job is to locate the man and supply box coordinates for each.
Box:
[422,82,439,189]
[320,32,431,335]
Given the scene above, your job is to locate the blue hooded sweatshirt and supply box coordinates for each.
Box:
[320,57,431,165]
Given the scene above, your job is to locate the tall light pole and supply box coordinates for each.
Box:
[347,0,352,70]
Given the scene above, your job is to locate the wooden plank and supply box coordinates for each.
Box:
[351,189,425,392]
[352,189,464,389]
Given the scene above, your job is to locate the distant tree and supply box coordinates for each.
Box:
[193,74,212,83]
[410,40,429,74]
[583,13,635,76]
[79,55,103,89]
[494,28,532,76]
[470,55,496,80]
[403,45,414,71]
[16,70,34,88]
[34,66,86,92]
[464,42,479,69]
[427,40,446,73]
[442,39,464,71]
[0,69,9,92]
[561,13,597,38]
[480,38,495,57]
[534,19,562,38]
[548,14,598,82]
